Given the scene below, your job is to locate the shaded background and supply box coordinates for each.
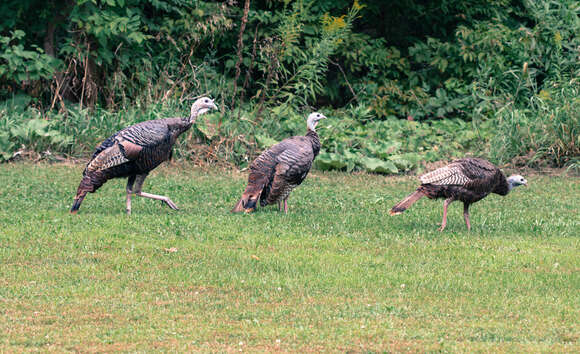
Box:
[0,0,578,171]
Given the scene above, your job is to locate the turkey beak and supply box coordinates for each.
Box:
[211,102,218,110]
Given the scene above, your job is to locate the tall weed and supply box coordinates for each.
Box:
[490,78,579,167]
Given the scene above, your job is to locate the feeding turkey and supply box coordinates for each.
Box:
[232,112,326,214]
[390,158,527,231]
[70,97,218,214]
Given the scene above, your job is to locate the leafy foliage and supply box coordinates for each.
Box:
[0,95,72,161]
[0,30,58,84]
[490,77,579,167]
[0,0,577,169]
[315,107,492,174]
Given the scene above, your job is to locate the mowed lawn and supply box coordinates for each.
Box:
[0,163,578,352]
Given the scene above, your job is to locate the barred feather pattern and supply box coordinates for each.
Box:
[262,131,320,206]
[85,143,129,173]
[419,163,471,186]
[277,183,297,202]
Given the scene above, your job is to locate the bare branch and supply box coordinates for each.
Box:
[329,58,359,103]
[231,0,251,108]
[238,24,259,119]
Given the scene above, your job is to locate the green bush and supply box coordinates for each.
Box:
[0,0,577,170]
[315,107,493,174]
[0,95,71,161]
[490,78,579,168]
[0,30,58,83]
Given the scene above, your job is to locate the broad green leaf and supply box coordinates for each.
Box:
[315,152,347,171]
[360,157,398,174]
[255,135,278,149]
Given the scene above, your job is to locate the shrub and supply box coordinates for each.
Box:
[490,78,579,168]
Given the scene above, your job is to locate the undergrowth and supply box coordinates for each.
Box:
[1,0,578,171]
[0,97,494,173]
[1,91,577,173]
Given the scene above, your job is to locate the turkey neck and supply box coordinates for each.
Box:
[164,117,195,144]
[306,129,321,157]
[492,173,510,196]
[174,108,200,131]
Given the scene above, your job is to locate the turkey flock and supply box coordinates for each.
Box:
[70,96,527,231]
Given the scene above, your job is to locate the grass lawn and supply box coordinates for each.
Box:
[0,163,578,352]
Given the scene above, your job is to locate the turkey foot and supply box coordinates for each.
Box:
[463,212,471,231]
[137,191,179,210]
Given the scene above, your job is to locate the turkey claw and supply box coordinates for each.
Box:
[163,198,179,210]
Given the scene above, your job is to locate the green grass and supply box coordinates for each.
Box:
[0,163,578,352]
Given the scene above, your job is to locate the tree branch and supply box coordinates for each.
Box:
[329,58,359,103]
[230,0,251,108]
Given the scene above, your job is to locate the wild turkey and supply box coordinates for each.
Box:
[70,97,217,214]
[231,112,327,213]
[390,158,527,231]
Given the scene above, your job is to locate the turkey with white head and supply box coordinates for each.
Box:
[390,158,527,231]
[70,97,218,214]
[232,112,327,213]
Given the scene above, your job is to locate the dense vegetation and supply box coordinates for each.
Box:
[0,0,578,171]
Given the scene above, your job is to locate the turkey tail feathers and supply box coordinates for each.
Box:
[70,194,86,214]
[231,197,246,213]
[232,169,270,213]
[70,184,89,214]
[390,190,425,215]
[231,192,259,213]
[70,175,98,214]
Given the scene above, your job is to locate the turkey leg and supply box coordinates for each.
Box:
[133,174,179,211]
[463,203,471,231]
[283,199,288,214]
[438,198,454,231]
[126,175,136,215]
